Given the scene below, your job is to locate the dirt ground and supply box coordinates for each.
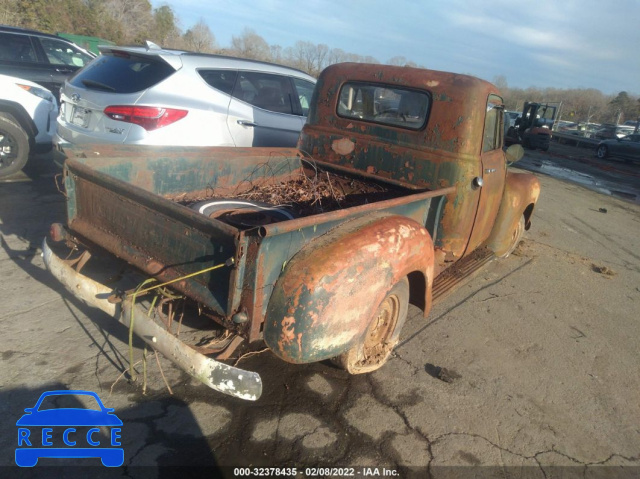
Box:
[0,146,639,477]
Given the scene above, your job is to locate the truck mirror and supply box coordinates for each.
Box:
[505,144,524,163]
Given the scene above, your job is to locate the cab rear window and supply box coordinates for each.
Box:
[337,82,430,130]
[69,53,175,93]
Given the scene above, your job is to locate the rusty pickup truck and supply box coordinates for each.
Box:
[44,63,540,400]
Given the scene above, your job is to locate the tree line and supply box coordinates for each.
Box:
[2,0,638,125]
[494,76,639,126]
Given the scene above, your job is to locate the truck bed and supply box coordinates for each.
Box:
[62,146,454,337]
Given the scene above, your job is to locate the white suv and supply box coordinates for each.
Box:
[0,74,58,177]
[57,44,316,148]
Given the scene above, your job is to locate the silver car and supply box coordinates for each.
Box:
[56,44,316,147]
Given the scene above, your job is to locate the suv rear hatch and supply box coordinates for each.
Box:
[59,48,182,144]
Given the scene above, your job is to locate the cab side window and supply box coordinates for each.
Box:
[39,38,92,67]
[198,69,238,95]
[483,95,504,152]
[232,72,295,115]
[0,32,37,62]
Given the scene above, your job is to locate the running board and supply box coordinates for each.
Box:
[432,248,495,302]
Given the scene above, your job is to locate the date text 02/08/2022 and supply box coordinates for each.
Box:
[233,467,399,477]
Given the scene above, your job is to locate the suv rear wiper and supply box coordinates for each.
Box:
[81,79,116,92]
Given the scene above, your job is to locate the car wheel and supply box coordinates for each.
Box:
[190,199,297,228]
[333,277,409,374]
[0,115,30,178]
[596,145,608,159]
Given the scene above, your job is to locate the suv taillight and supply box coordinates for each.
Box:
[104,106,188,131]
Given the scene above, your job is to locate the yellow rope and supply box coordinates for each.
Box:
[125,258,233,381]
[126,261,231,298]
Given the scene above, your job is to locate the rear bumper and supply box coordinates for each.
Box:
[42,238,262,401]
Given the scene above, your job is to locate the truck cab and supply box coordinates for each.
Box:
[299,63,539,272]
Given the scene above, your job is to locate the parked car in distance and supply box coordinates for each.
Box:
[0,25,95,100]
[561,122,601,138]
[555,120,575,130]
[0,74,58,177]
[594,124,635,140]
[596,134,640,163]
[56,43,317,148]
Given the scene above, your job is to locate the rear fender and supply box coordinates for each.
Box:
[486,171,541,256]
[264,214,434,364]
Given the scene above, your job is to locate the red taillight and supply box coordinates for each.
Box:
[103,106,188,131]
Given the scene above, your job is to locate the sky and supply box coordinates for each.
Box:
[151,0,640,95]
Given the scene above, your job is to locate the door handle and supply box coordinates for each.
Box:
[237,120,257,127]
[484,168,496,174]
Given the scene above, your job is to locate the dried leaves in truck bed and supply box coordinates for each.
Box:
[181,166,399,218]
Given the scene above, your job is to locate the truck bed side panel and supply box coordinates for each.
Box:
[244,187,451,338]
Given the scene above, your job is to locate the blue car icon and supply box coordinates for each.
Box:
[16,390,123,467]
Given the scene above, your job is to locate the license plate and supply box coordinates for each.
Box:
[71,107,90,128]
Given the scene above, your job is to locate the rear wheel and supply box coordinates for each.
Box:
[334,277,409,374]
[0,115,30,178]
[596,145,608,159]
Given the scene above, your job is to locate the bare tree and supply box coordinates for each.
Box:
[230,28,270,61]
[270,44,283,63]
[284,41,330,76]
[387,55,408,66]
[493,75,508,92]
[183,19,216,53]
[103,0,153,43]
[326,47,348,65]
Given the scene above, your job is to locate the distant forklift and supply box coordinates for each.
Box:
[505,102,560,151]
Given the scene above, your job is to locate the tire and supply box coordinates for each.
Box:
[191,199,296,228]
[333,277,409,374]
[0,115,30,178]
[596,145,608,159]
[499,215,525,259]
